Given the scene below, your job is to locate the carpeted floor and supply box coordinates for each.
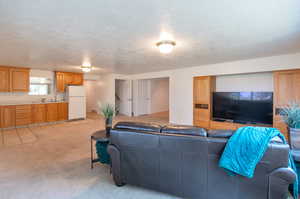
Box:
[0,113,181,199]
[0,113,294,199]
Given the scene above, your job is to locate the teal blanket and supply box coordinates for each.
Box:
[219,126,298,199]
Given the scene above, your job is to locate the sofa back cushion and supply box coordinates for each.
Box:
[207,129,235,138]
[113,121,162,132]
[162,125,207,136]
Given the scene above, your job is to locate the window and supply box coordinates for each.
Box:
[29,77,51,95]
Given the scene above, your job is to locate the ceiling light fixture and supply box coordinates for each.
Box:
[156,32,176,54]
[81,63,92,72]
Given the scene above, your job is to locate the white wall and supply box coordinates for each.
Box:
[216,72,273,92]
[93,52,300,125]
[150,78,169,114]
[85,80,98,112]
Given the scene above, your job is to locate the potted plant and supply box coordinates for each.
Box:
[281,102,300,149]
[98,102,116,137]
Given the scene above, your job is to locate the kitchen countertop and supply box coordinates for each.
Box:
[0,101,68,106]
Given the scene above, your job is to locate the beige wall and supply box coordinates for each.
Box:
[96,52,300,125]
[215,72,273,92]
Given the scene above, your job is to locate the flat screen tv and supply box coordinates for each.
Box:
[212,92,273,125]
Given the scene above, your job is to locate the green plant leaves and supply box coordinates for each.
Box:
[98,103,115,119]
[281,102,300,129]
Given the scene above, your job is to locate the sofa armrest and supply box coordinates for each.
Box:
[107,145,124,186]
[268,167,296,199]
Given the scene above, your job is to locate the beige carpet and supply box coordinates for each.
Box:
[0,113,293,199]
[0,113,180,199]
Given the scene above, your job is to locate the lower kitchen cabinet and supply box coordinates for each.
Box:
[32,104,46,123]
[58,102,68,121]
[0,102,68,128]
[46,103,58,122]
[1,106,16,128]
[16,105,32,126]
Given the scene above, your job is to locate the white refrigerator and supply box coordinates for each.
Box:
[67,86,86,120]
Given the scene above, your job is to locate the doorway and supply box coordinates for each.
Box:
[115,79,132,116]
[133,77,169,122]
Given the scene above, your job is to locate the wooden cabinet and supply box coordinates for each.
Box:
[0,67,10,92]
[0,103,68,128]
[0,106,16,128]
[71,73,83,85]
[0,66,30,92]
[273,69,300,139]
[210,120,272,131]
[46,103,58,122]
[32,104,47,123]
[56,72,65,92]
[58,102,68,121]
[0,106,2,128]
[10,68,30,92]
[64,73,73,85]
[193,76,216,128]
[210,121,236,130]
[55,72,83,92]
[16,105,32,126]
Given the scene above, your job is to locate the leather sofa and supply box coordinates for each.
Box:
[107,122,296,199]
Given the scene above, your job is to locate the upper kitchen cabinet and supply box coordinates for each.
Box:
[0,66,30,92]
[10,68,30,92]
[56,72,65,92]
[71,73,83,85]
[55,72,83,92]
[0,67,10,92]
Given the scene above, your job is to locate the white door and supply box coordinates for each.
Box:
[133,79,150,116]
[117,80,132,116]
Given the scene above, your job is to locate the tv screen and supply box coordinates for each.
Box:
[212,92,273,125]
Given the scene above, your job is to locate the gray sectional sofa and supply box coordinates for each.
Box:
[108,122,296,199]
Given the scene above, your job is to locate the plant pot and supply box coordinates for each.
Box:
[105,117,113,137]
[289,127,300,150]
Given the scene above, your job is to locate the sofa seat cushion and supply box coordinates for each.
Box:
[161,125,207,136]
[207,129,234,138]
[113,121,162,132]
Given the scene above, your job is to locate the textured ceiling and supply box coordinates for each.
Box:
[0,0,300,74]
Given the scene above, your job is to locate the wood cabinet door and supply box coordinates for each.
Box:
[0,67,10,92]
[273,70,300,138]
[193,76,215,127]
[32,104,46,123]
[64,73,73,85]
[58,103,68,121]
[15,105,32,126]
[10,68,30,92]
[56,72,65,92]
[194,76,211,104]
[46,103,58,122]
[1,106,16,128]
[293,72,300,102]
[71,73,83,85]
[274,71,294,107]
[0,106,2,128]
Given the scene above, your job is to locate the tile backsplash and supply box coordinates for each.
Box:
[0,92,66,105]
